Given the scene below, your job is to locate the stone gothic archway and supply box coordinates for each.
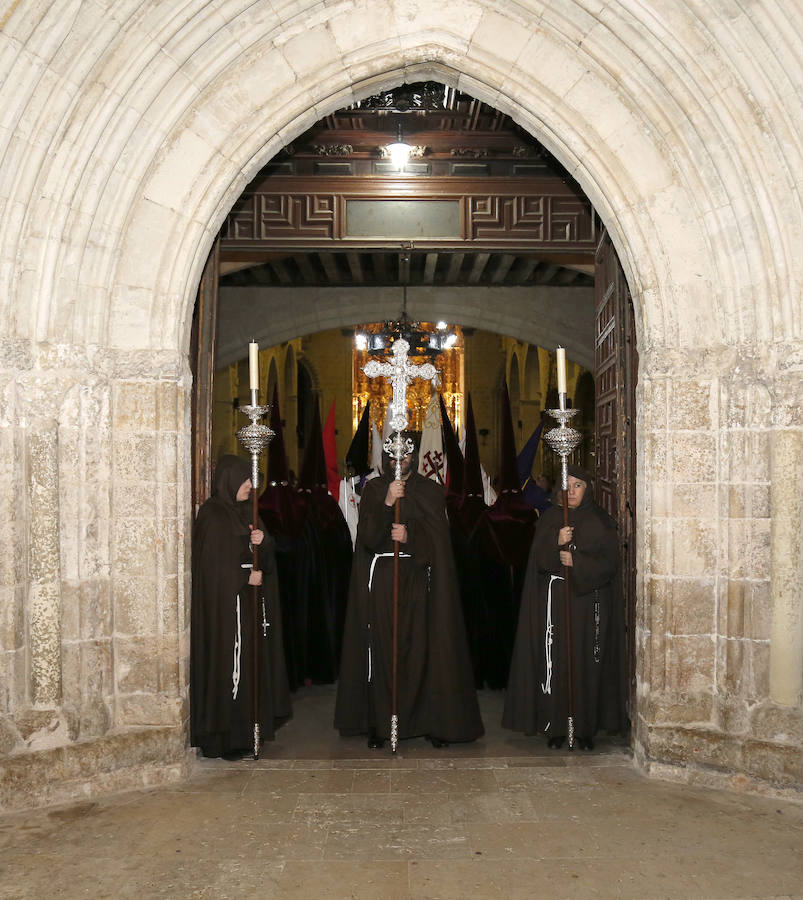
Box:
[1,2,800,808]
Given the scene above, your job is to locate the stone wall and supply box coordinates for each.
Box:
[0,344,191,809]
[637,348,802,789]
[0,1,800,809]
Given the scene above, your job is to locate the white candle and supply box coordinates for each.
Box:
[248,341,259,391]
[556,346,567,396]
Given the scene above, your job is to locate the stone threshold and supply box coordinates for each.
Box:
[0,725,188,814]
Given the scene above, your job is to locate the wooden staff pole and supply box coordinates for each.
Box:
[560,475,575,749]
[392,494,400,753]
[251,481,261,759]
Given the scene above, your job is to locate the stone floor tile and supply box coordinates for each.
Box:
[390,768,499,794]
[350,769,392,793]
[2,687,802,898]
[117,857,285,899]
[277,860,409,898]
[293,792,405,826]
[323,823,472,860]
[401,789,542,826]
[244,768,358,793]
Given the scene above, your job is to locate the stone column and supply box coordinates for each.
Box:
[769,427,803,706]
[28,420,62,707]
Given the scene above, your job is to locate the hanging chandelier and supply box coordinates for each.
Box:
[354,286,458,358]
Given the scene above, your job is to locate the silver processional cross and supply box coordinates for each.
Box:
[363,338,439,476]
[362,337,439,754]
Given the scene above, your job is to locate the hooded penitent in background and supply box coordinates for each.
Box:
[191,454,291,757]
[339,401,372,547]
[258,387,306,689]
[447,388,537,689]
[503,464,628,747]
[291,400,353,686]
[470,382,538,688]
[517,416,551,514]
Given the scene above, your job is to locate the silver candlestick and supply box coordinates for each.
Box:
[544,407,583,483]
[236,392,275,490]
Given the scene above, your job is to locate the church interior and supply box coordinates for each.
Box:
[1,2,801,896]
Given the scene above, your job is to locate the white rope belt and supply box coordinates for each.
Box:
[367,551,412,682]
[232,594,242,699]
[541,575,563,696]
[368,550,411,591]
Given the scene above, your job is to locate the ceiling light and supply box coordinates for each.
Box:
[386,124,411,170]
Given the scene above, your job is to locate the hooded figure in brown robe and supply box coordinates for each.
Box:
[503,465,626,748]
[191,455,291,758]
[334,445,484,748]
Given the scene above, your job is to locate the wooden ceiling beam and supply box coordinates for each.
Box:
[346,252,364,283]
[491,254,516,284]
[319,253,340,283]
[468,253,490,283]
[294,254,317,283]
[269,259,293,284]
[423,252,438,284]
[446,253,465,283]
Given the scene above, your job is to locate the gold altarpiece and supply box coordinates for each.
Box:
[352,323,464,439]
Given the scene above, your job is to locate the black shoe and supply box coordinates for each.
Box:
[577,736,595,751]
[547,735,565,749]
[221,749,251,761]
[428,736,450,748]
[367,731,385,750]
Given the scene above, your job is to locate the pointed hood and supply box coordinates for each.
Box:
[497,381,521,494]
[516,415,544,487]
[462,393,484,498]
[439,393,463,499]
[322,398,340,499]
[345,401,372,477]
[299,399,328,491]
[258,387,303,536]
[266,383,290,485]
[484,382,538,567]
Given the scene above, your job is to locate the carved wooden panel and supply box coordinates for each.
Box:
[594,226,638,724]
[470,195,594,245]
[225,193,337,241]
[221,177,595,252]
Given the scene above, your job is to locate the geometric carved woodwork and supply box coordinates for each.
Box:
[222,177,596,252]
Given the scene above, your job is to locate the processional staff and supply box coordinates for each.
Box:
[236,341,275,759]
[544,347,583,750]
[363,338,439,752]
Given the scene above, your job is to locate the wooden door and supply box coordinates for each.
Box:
[190,236,220,515]
[594,227,638,724]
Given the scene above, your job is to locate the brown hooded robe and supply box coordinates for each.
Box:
[191,455,291,757]
[503,468,626,740]
[334,466,484,744]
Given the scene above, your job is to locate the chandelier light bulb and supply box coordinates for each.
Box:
[387,123,411,170]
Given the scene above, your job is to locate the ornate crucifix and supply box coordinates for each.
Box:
[363,337,439,751]
[364,338,439,475]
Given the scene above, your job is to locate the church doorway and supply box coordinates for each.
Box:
[189,81,638,753]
